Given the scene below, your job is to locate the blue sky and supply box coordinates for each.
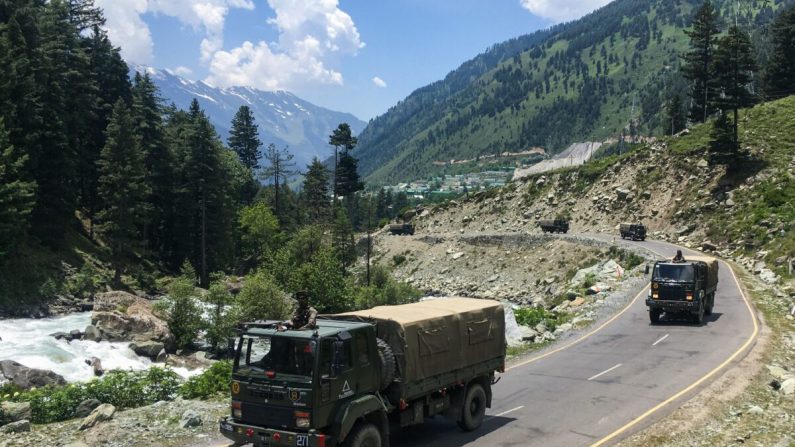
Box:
[97,0,610,121]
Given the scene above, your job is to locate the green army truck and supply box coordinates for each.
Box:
[538,219,569,234]
[220,298,506,447]
[619,223,646,241]
[646,256,719,324]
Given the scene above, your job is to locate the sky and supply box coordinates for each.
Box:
[96,0,612,121]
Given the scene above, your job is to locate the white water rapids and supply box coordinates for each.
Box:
[0,313,198,383]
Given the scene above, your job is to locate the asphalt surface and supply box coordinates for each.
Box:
[390,237,758,447]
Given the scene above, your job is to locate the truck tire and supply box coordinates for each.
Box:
[692,301,704,324]
[376,338,396,390]
[457,383,486,431]
[649,309,661,324]
[705,292,714,315]
[344,423,381,447]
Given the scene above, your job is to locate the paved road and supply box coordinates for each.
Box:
[390,237,758,447]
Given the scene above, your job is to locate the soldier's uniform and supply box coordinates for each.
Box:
[290,290,318,329]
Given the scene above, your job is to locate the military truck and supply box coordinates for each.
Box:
[220,298,506,447]
[387,222,414,235]
[539,218,569,234]
[619,223,646,241]
[646,256,718,324]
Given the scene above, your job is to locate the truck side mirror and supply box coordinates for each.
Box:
[331,340,346,377]
[644,264,650,275]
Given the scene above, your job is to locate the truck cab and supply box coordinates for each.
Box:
[646,256,718,324]
[539,219,569,234]
[220,320,384,447]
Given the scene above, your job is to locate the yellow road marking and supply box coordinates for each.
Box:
[589,262,759,447]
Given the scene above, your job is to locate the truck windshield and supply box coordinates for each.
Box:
[654,264,694,282]
[235,335,315,379]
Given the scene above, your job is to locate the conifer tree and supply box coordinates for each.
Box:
[0,119,35,260]
[96,100,150,287]
[331,204,356,277]
[132,72,173,256]
[665,94,687,135]
[329,123,358,197]
[228,105,262,170]
[763,4,795,99]
[682,0,720,123]
[302,158,331,225]
[261,143,297,223]
[713,25,757,152]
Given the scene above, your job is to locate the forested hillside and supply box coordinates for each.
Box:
[355,0,793,184]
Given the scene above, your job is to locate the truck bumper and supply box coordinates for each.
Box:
[646,299,699,313]
[219,417,331,447]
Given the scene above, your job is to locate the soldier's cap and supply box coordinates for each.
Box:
[296,290,309,300]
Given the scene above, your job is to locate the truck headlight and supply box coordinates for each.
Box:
[652,292,659,299]
[686,293,693,301]
[295,411,310,428]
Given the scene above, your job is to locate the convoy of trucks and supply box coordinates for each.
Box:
[646,255,719,324]
[220,298,506,447]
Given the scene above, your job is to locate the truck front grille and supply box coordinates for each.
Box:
[241,403,293,429]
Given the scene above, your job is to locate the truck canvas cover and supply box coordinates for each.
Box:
[336,298,505,383]
[685,255,719,288]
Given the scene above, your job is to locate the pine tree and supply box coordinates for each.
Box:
[331,204,356,277]
[329,123,358,197]
[228,105,262,170]
[261,143,296,223]
[96,100,150,287]
[665,94,687,135]
[681,0,721,123]
[0,118,36,260]
[132,72,173,257]
[713,25,757,152]
[763,4,795,99]
[709,112,735,163]
[302,158,331,225]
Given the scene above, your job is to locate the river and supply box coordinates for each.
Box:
[0,312,198,383]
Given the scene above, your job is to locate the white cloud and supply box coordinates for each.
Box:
[372,76,387,88]
[96,0,255,64]
[206,0,364,91]
[519,0,611,23]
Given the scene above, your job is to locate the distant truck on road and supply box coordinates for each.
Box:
[647,255,718,324]
[619,223,646,241]
[220,298,506,447]
[388,222,414,235]
[539,219,569,234]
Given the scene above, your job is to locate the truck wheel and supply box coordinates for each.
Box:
[345,423,381,447]
[376,338,396,390]
[457,383,486,431]
[693,301,704,324]
[649,309,661,324]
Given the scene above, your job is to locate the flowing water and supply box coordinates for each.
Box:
[0,313,198,383]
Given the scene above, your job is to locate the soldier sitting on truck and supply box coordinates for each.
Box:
[279,290,318,330]
[672,250,685,263]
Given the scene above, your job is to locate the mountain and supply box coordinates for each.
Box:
[355,0,792,185]
[128,65,366,169]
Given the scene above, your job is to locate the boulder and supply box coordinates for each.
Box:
[50,331,71,341]
[83,325,101,342]
[91,298,174,350]
[93,291,141,312]
[79,404,116,430]
[1,419,30,433]
[781,378,795,395]
[570,297,586,307]
[73,399,101,419]
[701,241,718,252]
[1,401,31,422]
[0,360,66,389]
[615,187,631,200]
[129,341,165,359]
[179,410,202,428]
[85,357,104,376]
[69,329,82,340]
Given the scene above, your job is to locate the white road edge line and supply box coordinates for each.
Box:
[587,363,623,381]
[494,406,525,417]
[652,334,670,346]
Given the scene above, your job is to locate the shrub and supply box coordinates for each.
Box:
[392,254,406,267]
[514,307,562,332]
[231,271,291,324]
[165,276,203,350]
[180,361,232,399]
[204,280,235,353]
